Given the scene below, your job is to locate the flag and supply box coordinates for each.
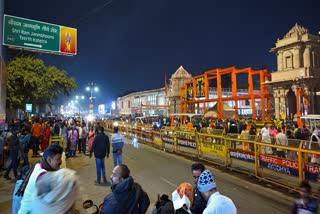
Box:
[165,72,167,96]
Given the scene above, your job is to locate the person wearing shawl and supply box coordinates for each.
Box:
[30,168,79,214]
[172,183,194,214]
[17,144,63,214]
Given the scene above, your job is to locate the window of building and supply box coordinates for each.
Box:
[285,56,293,68]
[148,95,157,105]
[121,102,123,108]
[128,100,131,108]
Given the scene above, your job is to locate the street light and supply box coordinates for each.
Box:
[86,82,98,103]
[81,95,85,99]
[75,95,79,99]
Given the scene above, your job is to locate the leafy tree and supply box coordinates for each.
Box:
[6,55,77,110]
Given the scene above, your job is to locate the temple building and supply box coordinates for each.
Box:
[270,24,320,125]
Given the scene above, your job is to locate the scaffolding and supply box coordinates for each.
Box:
[180,66,272,121]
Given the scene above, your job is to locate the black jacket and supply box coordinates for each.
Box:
[100,177,150,214]
[9,133,20,151]
[190,186,207,214]
[90,133,110,159]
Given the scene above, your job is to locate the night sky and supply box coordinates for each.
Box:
[4,0,320,109]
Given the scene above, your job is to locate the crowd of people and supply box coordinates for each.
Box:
[3,116,320,214]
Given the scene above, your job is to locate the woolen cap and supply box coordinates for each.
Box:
[197,169,216,193]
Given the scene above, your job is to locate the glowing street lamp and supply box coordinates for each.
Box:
[86,82,98,103]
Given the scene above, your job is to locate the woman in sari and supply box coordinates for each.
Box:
[88,127,94,152]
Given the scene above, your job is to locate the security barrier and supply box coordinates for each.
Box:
[49,136,63,147]
[105,120,320,193]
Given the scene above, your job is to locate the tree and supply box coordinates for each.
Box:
[6,55,77,110]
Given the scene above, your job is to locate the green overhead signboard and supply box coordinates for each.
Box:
[3,14,77,55]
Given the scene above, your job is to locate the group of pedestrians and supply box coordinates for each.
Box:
[89,125,124,184]
[152,163,236,214]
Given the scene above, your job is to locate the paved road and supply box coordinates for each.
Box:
[72,133,293,214]
[0,133,294,214]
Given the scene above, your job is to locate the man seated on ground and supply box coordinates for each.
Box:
[197,169,237,214]
[152,194,174,214]
[100,164,150,214]
[17,144,63,214]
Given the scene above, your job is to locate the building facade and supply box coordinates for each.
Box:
[270,24,320,124]
[117,66,260,117]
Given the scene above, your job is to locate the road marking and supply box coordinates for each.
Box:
[24,42,42,48]
[160,177,177,188]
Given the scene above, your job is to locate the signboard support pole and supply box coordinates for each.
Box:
[0,0,5,125]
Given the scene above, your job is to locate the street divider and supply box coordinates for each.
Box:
[104,121,320,193]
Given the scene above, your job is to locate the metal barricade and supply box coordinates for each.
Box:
[141,125,153,144]
[225,133,257,174]
[153,131,162,148]
[198,132,227,166]
[160,127,175,152]
[49,136,63,147]
[174,129,197,157]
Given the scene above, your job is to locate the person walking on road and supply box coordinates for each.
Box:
[77,123,82,154]
[31,120,43,157]
[100,164,150,214]
[17,144,63,214]
[41,125,50,152]
[88,126,95,152]
[68,127,78,157]
[80,123,88,156]
[190,163,207,214]
[197,169,237,214]
[4,131,24,180]
[90,127,110,184]
[19,129,31,166]
[111,126,124,167]
[60,124,68,152]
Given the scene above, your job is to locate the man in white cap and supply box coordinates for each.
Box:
[197,169,237,214]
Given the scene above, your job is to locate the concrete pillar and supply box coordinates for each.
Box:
[294,47,301,68]
[275,97,280,119]
[277,51,283,71]
[303,46,311,68]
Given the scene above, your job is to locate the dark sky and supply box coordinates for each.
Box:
[4,0,320,108]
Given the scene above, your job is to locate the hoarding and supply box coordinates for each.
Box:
[3,14,77,55]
